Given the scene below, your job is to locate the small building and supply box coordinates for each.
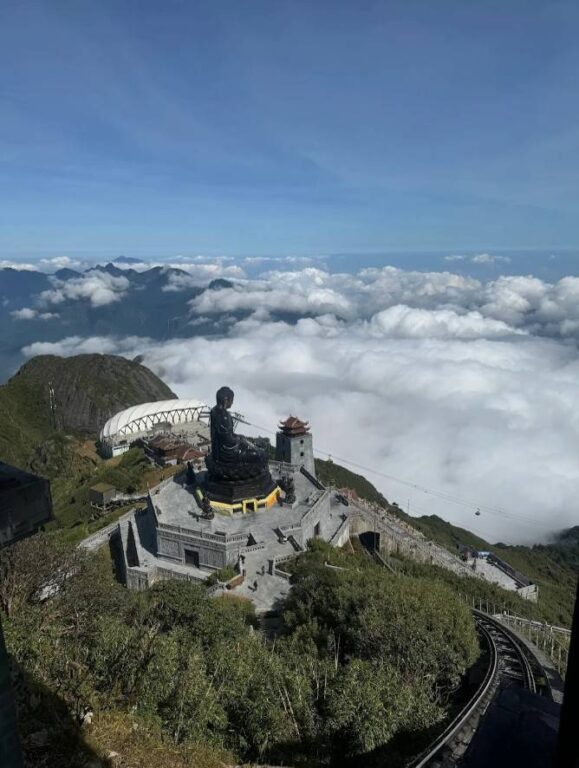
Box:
[88,483,117,509]
[276,415,316,476]
[0,462,53,546]
[174,446,206,470]
[146,435,207,468]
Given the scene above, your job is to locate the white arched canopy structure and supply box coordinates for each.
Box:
[100,399,210,443]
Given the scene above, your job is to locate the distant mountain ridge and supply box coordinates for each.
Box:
[0,263,239,379]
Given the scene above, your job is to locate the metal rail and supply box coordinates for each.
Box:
[408,623,498,768]
[407,610,541,767]
[475,610,537,695]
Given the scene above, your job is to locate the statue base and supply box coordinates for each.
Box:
[204,469,280,515]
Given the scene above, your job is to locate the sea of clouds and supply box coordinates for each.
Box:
[20,263,579,545]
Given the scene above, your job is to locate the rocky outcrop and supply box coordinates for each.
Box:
[5,354,176,436]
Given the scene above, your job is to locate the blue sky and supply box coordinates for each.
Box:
[1,0,579,259]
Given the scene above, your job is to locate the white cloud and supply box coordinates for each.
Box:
[38,256,85,271]
[18,264,579,545]
[189,265,579,342]
[137,326,579,545]
[40,271,130,307]
[10,307,59,321]
[444,253,511,265]
[0,256,89,273]
[0,260,39,271]
[11,307,38,320]
[471,253,511,265]
[22,335,149,357]
[189,268,357,318]
[366,305,523,340]
[25,315,579,545]
[162,263,246,291]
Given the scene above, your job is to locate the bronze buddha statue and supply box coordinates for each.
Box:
[206,386,266,479]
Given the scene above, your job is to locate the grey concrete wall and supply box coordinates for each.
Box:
[157,530,228,569]
[330,516,350,548]
[275,432,316,477]
[301,491,331,543]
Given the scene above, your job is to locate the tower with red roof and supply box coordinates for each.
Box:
[275,415,316,477]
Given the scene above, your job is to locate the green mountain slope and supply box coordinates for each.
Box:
[315,457,391,508]
[0,354,175,468]
[0,354,180,532]
[313,459,578,626]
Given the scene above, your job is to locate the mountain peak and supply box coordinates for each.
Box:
[0,354,176,469]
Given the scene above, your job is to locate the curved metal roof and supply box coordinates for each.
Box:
[100,399,209,441]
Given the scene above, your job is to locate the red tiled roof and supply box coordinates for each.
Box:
[279,415,310,435]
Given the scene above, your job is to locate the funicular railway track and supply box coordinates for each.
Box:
[406,609,548,767]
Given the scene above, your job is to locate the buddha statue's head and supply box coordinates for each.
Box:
[216,386,234,409]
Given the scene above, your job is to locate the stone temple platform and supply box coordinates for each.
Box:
[114,462,350,613]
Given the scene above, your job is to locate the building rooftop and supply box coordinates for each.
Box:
[151,466,324,538]
[90,482,117,493]
[278,415,310,436]
[100,398,209,442]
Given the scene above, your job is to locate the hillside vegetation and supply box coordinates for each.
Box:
[314,457,390,508]
[0,354,179,532]
[411,515,578,626]
[313,459,578,627]
[0,353,175,468]
[2,536,479,767]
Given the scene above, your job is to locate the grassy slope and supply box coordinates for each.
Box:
[315,457,391,507]
[313,460,578,627]
[407,514,578,626]
[0,355,179,535]
[0,364,54,468]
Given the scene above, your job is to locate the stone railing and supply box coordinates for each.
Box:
[156,566,205,585]
[269,460,300,476]
[328,514,350,547]
[78,508,136,551]
[270,552,298,578]
[300,489,330,525]
[299,466,326,491]
[243,542,266,553]
[279,523,302,535]
[157,522,226,542]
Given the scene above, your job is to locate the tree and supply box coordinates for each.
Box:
[324,659,440,757]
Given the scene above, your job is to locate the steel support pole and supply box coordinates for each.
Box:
[555,573,579,768]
